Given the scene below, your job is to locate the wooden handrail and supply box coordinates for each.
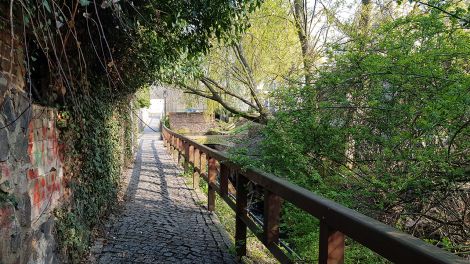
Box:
[161,125,466,264]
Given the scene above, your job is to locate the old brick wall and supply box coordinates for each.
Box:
[168,112,214,134]
[0,23,65,264]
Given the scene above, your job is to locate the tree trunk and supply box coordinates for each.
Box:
[293,0,313,86]
[345,0,372,170]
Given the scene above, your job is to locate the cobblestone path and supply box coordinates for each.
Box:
[92,128,235,263]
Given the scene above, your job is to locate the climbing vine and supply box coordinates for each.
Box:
[54,88,138,261]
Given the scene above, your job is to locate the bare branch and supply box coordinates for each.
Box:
[200,76,259,110]
[232,43,265,112]
[176,81,266,124]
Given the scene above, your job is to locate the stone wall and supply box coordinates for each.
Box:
[0,24,65,264]
[168,112,214,134]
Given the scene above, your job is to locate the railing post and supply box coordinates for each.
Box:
[170,136,175,159]
[200,152,207,180]
[180,139,184,164]
[164,131,168,147]
[184,142,190,172]
[179,139,183,165]
[172,137,177,161]
[220,163,229,196]
[319,221,345,264]
[162,131,166,147]
[177,138,182,165]
[173,137,179,162]
[189,145,194,166]
[193,149,200,189]
[263,190,282,245]
[235,173,248,260]
[207,157,217,212]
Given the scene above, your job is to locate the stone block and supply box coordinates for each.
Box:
[0,76,7,87]
[0,204,14,229]
[15,96,31,125]
[2,95,15,124]
[27,168,38,181]
[0,126,9,161]
[34,118,42,129]
[0,162,10,181]
[22,192,32,228]
[1,57,11,72]
[46,140,53,150]
[9,224,20,253]
[12,129,29,163]
[47,109,54,120]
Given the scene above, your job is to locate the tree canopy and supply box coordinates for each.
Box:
[9,0,262,105]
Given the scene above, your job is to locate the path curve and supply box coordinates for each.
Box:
[92,127,235,264]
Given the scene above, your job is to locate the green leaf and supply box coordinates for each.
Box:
[43,0,51,13]
[79,0,91,6]
[23,14,30,25]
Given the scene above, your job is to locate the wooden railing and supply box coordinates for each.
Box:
[161,125,465,264]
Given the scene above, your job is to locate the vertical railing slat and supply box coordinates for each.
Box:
[189,145,194,165]
[177,138,182,165]
[200,152,207,179]
[207,157,217,212]
[174,137,178,161]
[319,221,345,264]
[220,163,229,196]
[193,149,200,189]
[170,135,175,159]
[263,190,282,245]
[235,173,248,260]
[184,141,190,172]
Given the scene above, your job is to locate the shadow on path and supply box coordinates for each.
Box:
[93,131,235,264]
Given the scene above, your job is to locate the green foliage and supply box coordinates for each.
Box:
[163,115,170,128]
[118,0,263,87]
[13,0,263,107]
[200,0,302,102]
[134,85,151,109]
[227,121,252,135]
[0,191,16,205]
[232,4,469,262]
[54,210,90,261]
[55,87,137,262]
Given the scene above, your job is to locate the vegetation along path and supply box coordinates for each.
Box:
[92,125,235,263]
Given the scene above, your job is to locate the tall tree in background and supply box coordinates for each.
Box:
[345,0,373,169]
[173,0,302,124]
[293,0,313,85]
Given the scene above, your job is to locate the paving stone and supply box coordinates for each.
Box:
[93,128,235,263]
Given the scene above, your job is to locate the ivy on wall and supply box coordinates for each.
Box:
[54,89,138,262]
